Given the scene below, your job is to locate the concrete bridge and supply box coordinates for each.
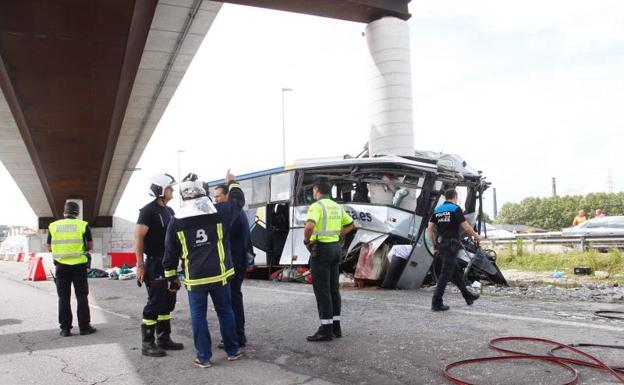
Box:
[0,0,411,231]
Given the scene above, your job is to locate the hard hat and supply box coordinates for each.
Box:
[180,173,207,201]
[176,173,218,217]
[148,173,176,197]
[64,201,80,215]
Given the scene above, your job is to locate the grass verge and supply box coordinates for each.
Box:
[496,250,624,279]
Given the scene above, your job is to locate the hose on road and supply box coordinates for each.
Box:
[443,336,624,385]
[595,310,624,321]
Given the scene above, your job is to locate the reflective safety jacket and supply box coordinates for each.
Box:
[306,197,353,243]
[163,182,245,291]
[48,218,89,265]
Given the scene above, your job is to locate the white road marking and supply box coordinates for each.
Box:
[250,286,624,333]
[89,304,132,320]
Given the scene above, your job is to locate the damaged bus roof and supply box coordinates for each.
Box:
[208,152,483,186]
[208,155,439,185]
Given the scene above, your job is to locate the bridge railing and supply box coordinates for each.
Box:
[482,233,624,253]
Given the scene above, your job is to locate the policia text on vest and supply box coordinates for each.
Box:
[427,189,481,312]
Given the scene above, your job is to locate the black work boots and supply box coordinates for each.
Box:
[307,325,333,342]
[141,324,166,357]
[156,320,184,350]
[80,325,97,335]
[332,321,342,338]
[464,292,480,306]
[432,291,480,311]
[431,303,450,312]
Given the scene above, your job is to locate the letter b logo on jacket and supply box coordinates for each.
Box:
[196,229,209,245]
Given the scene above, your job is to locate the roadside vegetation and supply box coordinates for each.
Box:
[496,250,624,279]
[496,192,624,230]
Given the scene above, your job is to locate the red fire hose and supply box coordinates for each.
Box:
[443,337,624,385]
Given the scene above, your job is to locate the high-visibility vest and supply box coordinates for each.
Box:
[307,198,352,243]
[48,218,88,265]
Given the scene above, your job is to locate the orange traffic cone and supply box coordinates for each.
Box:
[26,256,47,281]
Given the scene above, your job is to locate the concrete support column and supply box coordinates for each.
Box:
[366,17,416,208]
[366,16,414,157]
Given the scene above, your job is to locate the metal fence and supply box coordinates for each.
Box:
[483,234,624,252]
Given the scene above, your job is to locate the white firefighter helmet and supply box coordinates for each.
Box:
[148,173,176,197]
[180,173,206,200]
[177,173,217,217]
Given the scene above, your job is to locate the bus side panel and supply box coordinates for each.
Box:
[253,247,268,266]
[279,228,310,265]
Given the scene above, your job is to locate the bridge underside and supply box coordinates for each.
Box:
[0,0,409,228]
[224,0,410,22]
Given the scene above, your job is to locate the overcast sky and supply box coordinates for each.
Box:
[1,0,623,227]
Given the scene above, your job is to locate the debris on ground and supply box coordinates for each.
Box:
[107,264,136,280]
[87,268,109,278]
[433,282,624,303]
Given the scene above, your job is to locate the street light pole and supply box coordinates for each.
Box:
[281,87,292,167]
[177,149,185,207]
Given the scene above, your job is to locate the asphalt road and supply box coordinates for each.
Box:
[1,261,623,385]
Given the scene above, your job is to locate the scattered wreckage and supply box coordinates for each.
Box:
[209,152,507,289]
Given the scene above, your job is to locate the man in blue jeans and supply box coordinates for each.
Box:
[163,171,244,368]
[214,184,252,348]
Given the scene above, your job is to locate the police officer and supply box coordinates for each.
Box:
[46,201,96,337]
[163,171,245,368]
[214,184,252,349]
[135,174,183,357]
[428,189,481,312]
[303,178,355,342]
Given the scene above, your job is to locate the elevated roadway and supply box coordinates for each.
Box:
[0,0,410,228]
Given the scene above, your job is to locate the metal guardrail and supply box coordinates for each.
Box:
[483,234,624,251]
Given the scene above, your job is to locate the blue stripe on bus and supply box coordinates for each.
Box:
[206,166,286,185]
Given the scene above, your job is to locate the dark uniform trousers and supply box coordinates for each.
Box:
[55,262,90,330]
[309,242,341,321]
[230,271,246,343]
[432,239,472,306]
[143,257,176,321]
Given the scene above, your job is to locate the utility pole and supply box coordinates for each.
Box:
[607,170,614,193]
[177,149,185,208]
[552,177,557,197]
[492,187,498,219]
[281,87,293,167]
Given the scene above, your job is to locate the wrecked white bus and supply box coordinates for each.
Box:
[208,153,506,289]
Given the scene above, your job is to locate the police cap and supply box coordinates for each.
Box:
[312,177,331,195]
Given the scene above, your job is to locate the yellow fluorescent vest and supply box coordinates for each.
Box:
[306,198,352,243]
[48,218,88,265]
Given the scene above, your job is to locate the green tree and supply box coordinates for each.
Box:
[495,192,624,230]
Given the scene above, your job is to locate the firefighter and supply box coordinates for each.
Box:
[47,201,96,337]
[428,189,481,311]
[303,177,355,342]
[163,171,245,368]
[135,174,184,357]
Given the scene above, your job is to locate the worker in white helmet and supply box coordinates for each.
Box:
[163,170,245,368]
[135,173,184,357]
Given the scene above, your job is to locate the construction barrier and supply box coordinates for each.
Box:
[26,255,47,281]
[16,252,25,262]
[108,252,136,268]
